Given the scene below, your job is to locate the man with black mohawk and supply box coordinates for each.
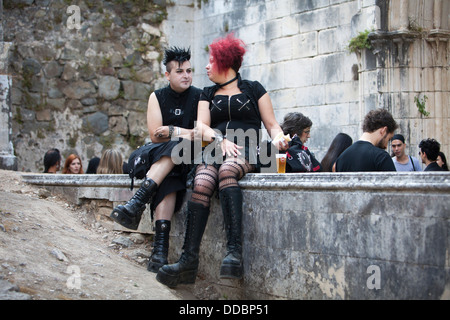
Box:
[110,47,202,273]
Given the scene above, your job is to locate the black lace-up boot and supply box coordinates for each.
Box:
[110,178,157,230]
[156,201,209,288]
[219,186,244,279]
[147,220,171,273]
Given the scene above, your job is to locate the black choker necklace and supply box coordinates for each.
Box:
[217,75,238,88]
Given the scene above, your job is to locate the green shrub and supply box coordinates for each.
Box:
[347,30,372,53]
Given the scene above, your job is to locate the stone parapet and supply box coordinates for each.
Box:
[22,172,450,299]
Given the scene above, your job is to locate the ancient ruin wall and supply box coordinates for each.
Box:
[166,0,449,161]
[4,0,168,172]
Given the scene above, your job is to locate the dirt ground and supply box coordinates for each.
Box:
[0,169,198,300]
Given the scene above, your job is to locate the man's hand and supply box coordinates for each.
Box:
[154,126,169,138]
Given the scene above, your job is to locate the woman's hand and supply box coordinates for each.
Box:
[276,139,289,151]
[220,139,243,157]
[272,134,290,151]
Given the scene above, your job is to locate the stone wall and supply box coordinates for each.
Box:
[22,172,450,300]
[4,0,168,172]
[165,0,449,161]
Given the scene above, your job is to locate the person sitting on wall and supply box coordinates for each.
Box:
[110,46,202,273]
[43,148,61,173]
[156,33,288,288]
[390,134,422,171]
[334,108,398,172]
[419,138,443,171]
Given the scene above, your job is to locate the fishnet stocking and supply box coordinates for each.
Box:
[191,165,218,208]
[218,158,254,191]
[191,158,255,207]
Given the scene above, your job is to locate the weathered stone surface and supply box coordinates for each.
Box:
[83,111,109,135]
[0,279,32,300]
[22,172,450,300]
[127,110,147,136]
[47,98,66,111]
[140,23,161,37]
[22,58,41,75]
[135,67,153,83]
[3,3,168,173]
[46,79,64,99]
[80,97,97,106]
[122,80,151,101]
[43,61,62,78]
[61,64,77,81]
[35,109,52,121]
[98,76,120,100]
[62,80,96,100]
[109,115,128,135]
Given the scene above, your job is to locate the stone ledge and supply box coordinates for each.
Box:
[22,172,450,191]
[240,172,450,192]
[21,172,450,299]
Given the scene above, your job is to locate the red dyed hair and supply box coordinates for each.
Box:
[62,154,84,174]
[209,33,246,74]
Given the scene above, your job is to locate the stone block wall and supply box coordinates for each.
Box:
[22,172,450,300]
[164,0,449,162]
[164,0,378,157]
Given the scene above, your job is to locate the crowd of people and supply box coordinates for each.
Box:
[41,33,448,289]
[43,149,127,175]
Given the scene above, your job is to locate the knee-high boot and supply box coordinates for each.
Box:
[110,178,157,230]
[156,201,209,288]
[219,186,243,279]
[147,220,171,273]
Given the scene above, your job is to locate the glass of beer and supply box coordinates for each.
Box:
[276,153,287,173]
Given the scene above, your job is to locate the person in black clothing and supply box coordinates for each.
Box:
[437,152,448,171]
[321,133,353,172]
[86,156,100,174]
[335,108,398,172]
[44,148,61,173]
[419,138,443,171]
[156,33,288,288]
[281,112,322,172]
[110,47,202,273]
[43,148,61,173]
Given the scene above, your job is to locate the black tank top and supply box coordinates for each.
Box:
[155,85,201,129]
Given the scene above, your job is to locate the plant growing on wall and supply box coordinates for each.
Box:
[347,30,373,53]
[414,95,430,117]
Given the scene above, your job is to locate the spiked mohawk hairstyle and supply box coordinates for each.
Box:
[163,46,191,72]
[209,33,246,74]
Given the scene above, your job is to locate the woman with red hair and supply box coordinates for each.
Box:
[62,154,83,174]
[157,33,288,287]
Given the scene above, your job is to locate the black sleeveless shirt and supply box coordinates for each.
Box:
[155,85,202,129]
[200,74,266,138]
